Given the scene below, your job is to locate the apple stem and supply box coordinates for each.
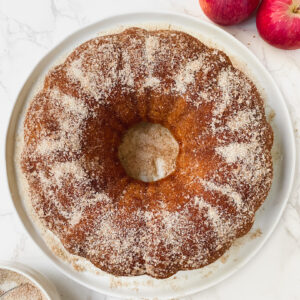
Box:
[292,4,300,13]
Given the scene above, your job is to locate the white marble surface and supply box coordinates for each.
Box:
[0,0,299,299]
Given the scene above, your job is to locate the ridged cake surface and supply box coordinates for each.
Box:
[20,28,273,278]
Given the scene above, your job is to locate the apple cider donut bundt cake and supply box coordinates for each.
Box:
[20,27,273,278]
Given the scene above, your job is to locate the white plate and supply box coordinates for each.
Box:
[6,11,296,299]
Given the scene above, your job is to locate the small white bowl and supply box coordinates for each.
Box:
[0,261,60,300]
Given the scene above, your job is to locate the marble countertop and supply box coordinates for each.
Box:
[0,0,299,299]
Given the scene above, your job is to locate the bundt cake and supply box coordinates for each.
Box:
[20,27,273,279]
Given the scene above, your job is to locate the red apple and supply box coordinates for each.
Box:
[199,0,261,26]
[256,0,300,49]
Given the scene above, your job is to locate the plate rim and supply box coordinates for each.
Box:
[5,10,296,299]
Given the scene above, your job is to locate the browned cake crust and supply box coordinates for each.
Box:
[20,27,273,279]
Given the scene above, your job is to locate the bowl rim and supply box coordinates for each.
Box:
[0,260,60,300]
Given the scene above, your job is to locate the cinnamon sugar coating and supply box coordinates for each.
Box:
[20,28,273,278]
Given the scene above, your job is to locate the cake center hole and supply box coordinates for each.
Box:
[118,122,179,182]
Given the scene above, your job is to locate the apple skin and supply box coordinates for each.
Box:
[199,0,261,25]
[256,0,300,50]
